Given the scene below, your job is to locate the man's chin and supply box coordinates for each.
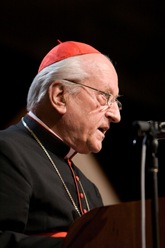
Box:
[77,141,102,154]
[91,143,102,153]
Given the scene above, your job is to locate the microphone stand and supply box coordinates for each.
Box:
[133,121,160,248]
[149,136,160,248]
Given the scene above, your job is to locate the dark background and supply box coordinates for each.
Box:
[1,0,165,202]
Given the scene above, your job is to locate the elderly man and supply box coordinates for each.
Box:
[0,40,121,247]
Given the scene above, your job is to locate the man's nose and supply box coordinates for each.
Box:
[105,101,121,123]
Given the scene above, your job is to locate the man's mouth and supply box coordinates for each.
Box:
[98,127,108,135]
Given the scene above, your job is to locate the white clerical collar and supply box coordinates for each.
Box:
[27,111,77,159]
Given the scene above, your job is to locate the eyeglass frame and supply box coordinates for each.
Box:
[63,79,122,110]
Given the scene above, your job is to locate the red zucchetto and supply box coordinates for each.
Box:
[38,40,101,72]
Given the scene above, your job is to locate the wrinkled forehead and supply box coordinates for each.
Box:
[81,53,118,88]
[78,54,119,96]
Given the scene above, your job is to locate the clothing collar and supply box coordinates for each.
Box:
[22,113,77,160]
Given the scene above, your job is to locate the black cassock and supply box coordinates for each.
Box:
[0,114,103,247]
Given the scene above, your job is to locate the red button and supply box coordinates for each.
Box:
[83,209,87,214]
[79,193,84,199]
[75,176,79,181]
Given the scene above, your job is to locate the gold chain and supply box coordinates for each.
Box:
[21,117,90,216]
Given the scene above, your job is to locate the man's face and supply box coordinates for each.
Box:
[62,54,121,154]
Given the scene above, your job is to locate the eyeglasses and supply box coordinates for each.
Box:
[63,80,122,110]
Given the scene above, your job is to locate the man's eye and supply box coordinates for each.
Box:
[97,94,107,105]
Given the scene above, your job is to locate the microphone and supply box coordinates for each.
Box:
[133,121,165,140]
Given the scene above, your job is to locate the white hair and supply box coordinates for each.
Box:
[26,56,89,111]
[27,53,111,111]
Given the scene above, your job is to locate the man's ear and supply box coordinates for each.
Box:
[48,81,67,114]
